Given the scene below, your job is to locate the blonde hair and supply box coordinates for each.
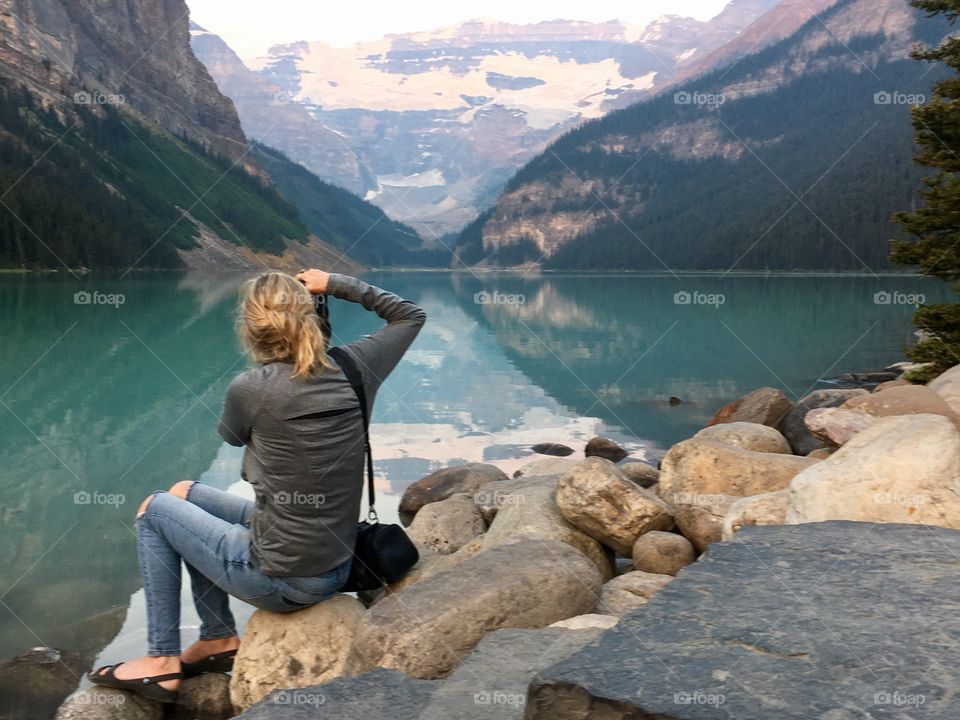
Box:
[238,272,332,379]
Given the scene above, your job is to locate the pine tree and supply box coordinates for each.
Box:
[892,0,960,381]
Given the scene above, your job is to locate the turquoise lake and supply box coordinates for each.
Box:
[0,270,949,709]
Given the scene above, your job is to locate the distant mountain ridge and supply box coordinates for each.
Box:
[0,0,423,270]
[454,0,949,271]
[190,1,784,238]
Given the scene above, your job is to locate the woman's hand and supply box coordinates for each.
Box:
[295,268,330,295]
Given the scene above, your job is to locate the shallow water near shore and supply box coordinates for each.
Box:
[0,270,949,714]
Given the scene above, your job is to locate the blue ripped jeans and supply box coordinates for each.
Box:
[136,483,351,656]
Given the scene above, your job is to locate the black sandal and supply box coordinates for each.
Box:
[87,663,181,703]
[182,649,237,678]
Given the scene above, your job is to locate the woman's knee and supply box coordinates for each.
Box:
[169,480,195,500]
[137,491,162,518]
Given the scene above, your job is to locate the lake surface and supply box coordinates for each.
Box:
[0,270,949,712]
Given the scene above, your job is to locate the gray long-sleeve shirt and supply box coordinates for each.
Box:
[217,273,426,577]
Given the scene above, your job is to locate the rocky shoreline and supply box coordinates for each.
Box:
[51,361,960,719]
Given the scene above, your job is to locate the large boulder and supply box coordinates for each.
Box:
[619,461,660,488]
[230,595,366,711]
[707,387,793,427]
[693,422,791,454]
[631,531,697,576]
[803,407,877,448]
[406,493,486,555]
[55,688,161,720]
[672,493,739,551]
[929,364,960,415]
[386,539,484,596]
[5,647,87,720]
[555,458,674,555]
[512,456,580,480]
[787,414,960,528]
[658,438,818,502]
[722,489,790,541]
[526,522,960,719]
[594,571,673,617]
[841,383,960,428]
[234,668,438,720]
[417,627,608,720]
[584,436,628,462]
[346,539,602,679]
[482,483,613,579]
[399,463,509,523]
[780,388,869,455]
[170,675,232,720]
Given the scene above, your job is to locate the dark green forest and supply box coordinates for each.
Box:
[456,1,950,271]
[251,143,448,267]
[0,80,311,269]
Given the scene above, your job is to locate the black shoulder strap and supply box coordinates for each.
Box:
[328,347,377,522]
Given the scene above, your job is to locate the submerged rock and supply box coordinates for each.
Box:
[2,647,86,720]
[584,436,628,462]
[230,595,366,711]
[530,442,575,457]
[346,538,602,679]
[527,522,960,719]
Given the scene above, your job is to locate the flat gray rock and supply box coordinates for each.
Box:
[528,522,960,719]
[235,668,439,720]
[419,627,605,720]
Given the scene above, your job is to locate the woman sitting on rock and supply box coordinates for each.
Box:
[89,269,426,703]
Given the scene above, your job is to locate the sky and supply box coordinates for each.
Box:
[187,0,732,59]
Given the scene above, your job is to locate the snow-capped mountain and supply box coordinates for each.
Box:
[192,1,781,237]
